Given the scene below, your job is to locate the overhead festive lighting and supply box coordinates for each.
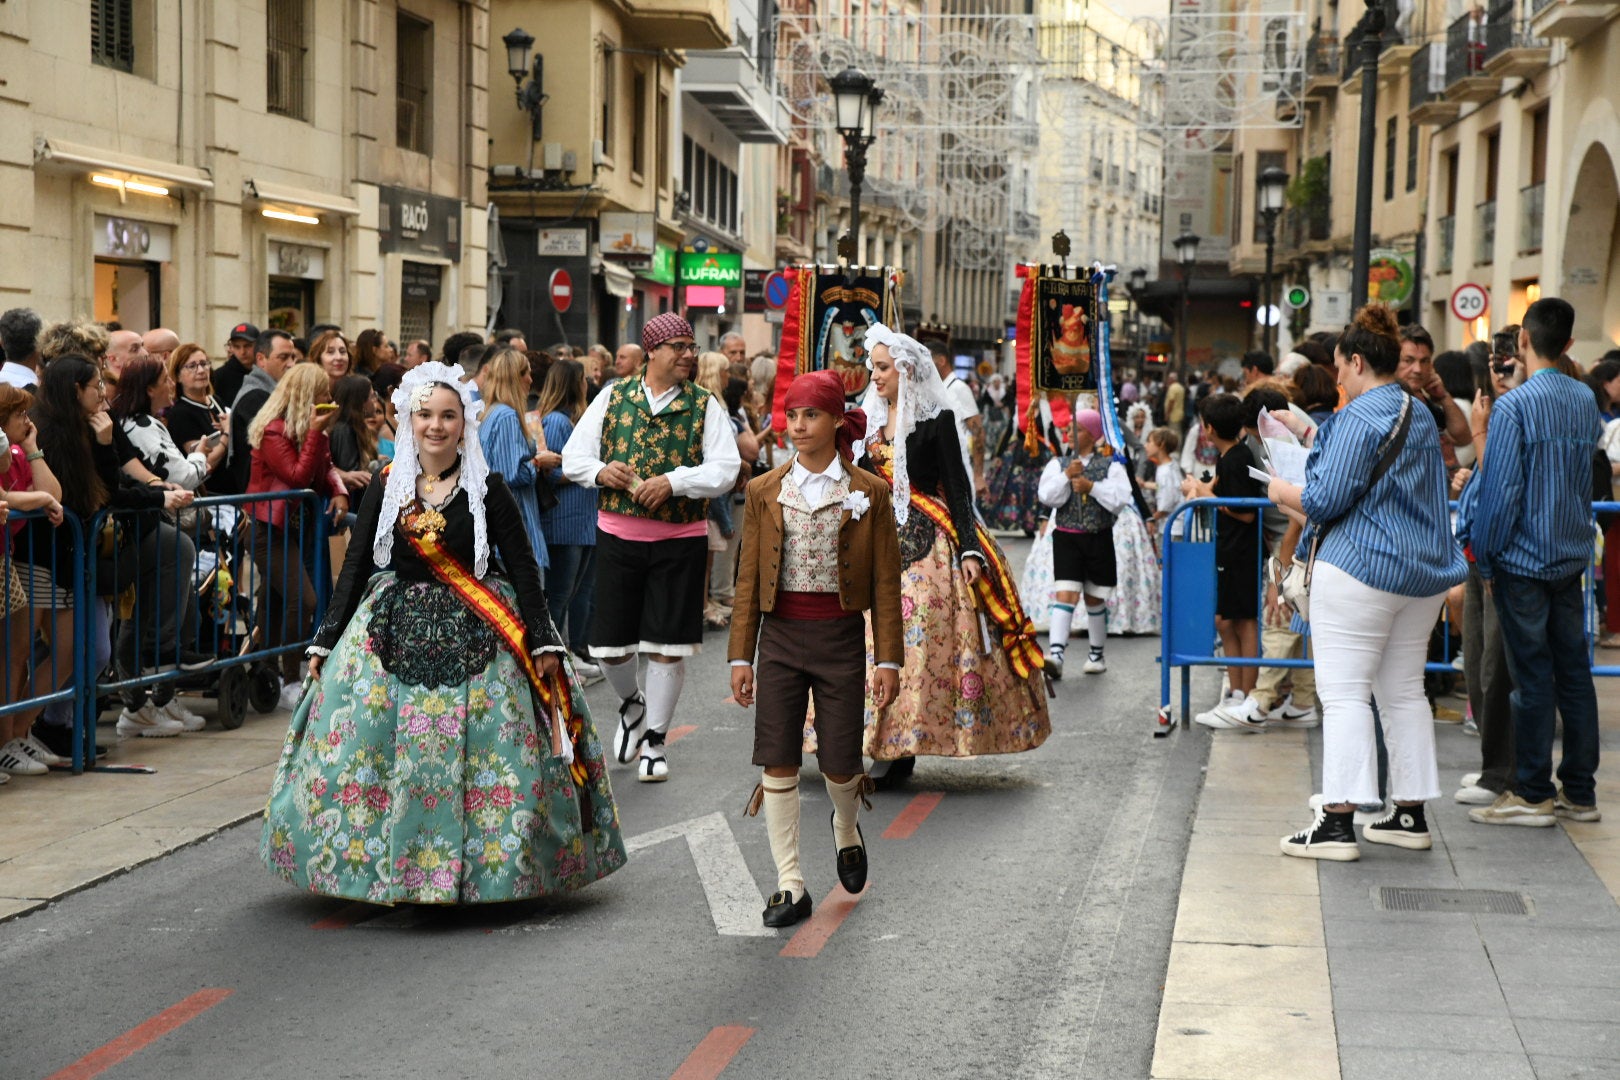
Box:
[262,207,320,225]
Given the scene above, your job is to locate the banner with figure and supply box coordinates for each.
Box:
[1032,273,1099,394]
[772,265,902,430]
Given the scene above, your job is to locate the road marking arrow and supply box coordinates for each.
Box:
[625,812,772,937]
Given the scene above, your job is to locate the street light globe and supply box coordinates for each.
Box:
[501,27,535,84]
[1174,232,1201,267]
[828,66,874,137]
[1258,166,1290,216]
[862,86,885,142]
[1130,266,1148,292]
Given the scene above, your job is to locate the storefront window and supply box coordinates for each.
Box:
[400,261,442,345]
[94,259,159,333]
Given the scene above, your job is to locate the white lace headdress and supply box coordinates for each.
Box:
[373,361,493,577]
[859,322,948,524]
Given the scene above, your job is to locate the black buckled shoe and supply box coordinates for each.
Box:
[762,888,812,928]
[833,813,868,894]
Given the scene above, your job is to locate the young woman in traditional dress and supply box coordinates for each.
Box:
[260,362,624,905]
[855,324,1051,787]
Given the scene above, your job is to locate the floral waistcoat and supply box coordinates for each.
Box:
[777,470,849,593]
[596,378,712,524]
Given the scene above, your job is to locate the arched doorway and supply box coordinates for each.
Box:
[1561,143,1620,347]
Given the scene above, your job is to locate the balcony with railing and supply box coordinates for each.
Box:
[1410,42,1461,124]
[1276,67,1304,121]
[1304,37,1341,97]
[1519,183,1545,253]
[1445,13,1500,102]
[1437,214,1455,273]
[1476,200,1496,265]
[1484,0,1553,75]
[1531,0,1619,39]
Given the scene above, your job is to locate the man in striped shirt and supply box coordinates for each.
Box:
[1461,297,1603,828]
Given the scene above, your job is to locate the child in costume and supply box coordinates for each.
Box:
[1036,408,1133,678]
[730,370,903,928]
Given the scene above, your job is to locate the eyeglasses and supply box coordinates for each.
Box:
[661,341,699,355]
[182,360,212,371]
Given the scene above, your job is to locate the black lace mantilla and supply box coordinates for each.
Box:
[369,579,497,687]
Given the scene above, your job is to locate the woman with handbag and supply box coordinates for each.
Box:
[1268,304,1468,861]
[246,363,350,709]
[260,362,624,904]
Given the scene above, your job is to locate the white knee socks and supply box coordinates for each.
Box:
[601,656,640,702]
[643,659,685,735]
[762,773,803,896]
[1086,602,1108,653]
[1050,603,1075,654]
[825,774,867,850]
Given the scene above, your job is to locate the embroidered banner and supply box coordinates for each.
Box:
[1032,271,1099,394]
[772,265,902,430]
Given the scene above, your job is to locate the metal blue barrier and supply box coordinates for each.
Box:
[1158,496,1620,736]
[81,489,332,768]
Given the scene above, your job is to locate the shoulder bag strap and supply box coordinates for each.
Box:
[1304,390,1415,587]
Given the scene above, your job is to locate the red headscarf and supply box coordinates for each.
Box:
[783,369,867,460]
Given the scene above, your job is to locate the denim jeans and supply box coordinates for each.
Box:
[1492,570,1600,806]
[545,543,596,655]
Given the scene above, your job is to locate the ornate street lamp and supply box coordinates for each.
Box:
[1129,266,1149,355]
[1175,232,1201,380]
[1257,165,1289,358]
[501,27,547,142]
[828,67,880,262]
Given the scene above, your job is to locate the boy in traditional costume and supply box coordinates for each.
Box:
[730,369,903,928]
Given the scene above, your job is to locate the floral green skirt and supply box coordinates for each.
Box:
[260,573,626,905]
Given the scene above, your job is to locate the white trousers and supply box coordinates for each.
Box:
[1311,561,1445,805]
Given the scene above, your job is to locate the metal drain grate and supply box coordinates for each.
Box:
[1376,886,1531,915]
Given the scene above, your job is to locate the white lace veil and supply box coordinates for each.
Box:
[373,361,493,577]
[859,322,948,524]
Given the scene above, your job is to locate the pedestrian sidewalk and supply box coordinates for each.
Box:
[1152,682,1620,1080]
[0,695,289,923]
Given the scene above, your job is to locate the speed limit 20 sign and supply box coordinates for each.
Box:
[1450,283,1489,322]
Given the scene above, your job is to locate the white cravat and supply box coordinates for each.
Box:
[788,454,847,509]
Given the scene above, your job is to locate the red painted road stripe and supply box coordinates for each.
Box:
[779,886,868,959]
[882,791,944,840]
[45,988,233,1080]
[669,1025,757,1080]
[667,724,698,744]
[310,901,384,930]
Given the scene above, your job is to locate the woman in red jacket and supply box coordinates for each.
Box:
[246,363,349,707]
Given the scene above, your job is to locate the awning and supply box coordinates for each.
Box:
[599,259,635,299]
[243,178,360,217]
[34,136,213,190]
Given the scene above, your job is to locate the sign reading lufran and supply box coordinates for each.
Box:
[678,251,742,288]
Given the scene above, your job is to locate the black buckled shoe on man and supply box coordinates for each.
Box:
[762,888,812,928]
[833,814,868,894]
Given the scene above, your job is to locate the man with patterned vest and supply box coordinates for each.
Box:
[562,313,742,781]
[1036,408,1132,679]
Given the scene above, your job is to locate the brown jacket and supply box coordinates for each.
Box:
[728,455,904,667]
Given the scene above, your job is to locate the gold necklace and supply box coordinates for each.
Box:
[421,458,459,494]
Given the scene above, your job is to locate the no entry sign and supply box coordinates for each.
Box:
[549,269,574,313]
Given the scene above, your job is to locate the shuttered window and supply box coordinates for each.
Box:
[267,0,307,120]
[91,0,134,73]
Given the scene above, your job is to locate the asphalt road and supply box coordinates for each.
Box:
[6,541,1214,1080]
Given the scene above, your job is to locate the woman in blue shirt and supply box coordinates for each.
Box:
[478,348,556,580]
[1267,304,1468,862]
[535,358,599,676]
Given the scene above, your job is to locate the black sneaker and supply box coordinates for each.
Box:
[1280,809,1359,861]
[1363,804,1432,850]
[1045,649,1064,681]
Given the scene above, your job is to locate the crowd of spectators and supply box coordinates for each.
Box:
[0,310,781,781]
